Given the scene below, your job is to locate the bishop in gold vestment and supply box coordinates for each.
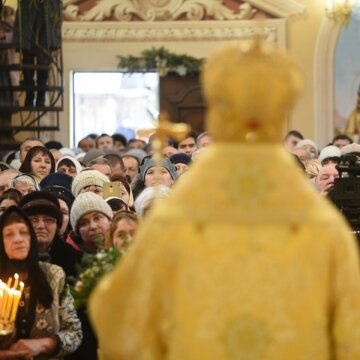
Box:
[90,41,360,359]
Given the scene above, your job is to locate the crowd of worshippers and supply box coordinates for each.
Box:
[0,130,210,359]
[0,129,354,358]
[283,130,357,197]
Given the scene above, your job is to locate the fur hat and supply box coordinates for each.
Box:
[169,153,192,165]
[318,145,341,164]
[70,192,113,234]
[139,157,177,182]
[19,190,63,228]
[40,172,73,192]
[71,169,109,197]
[42,185,75,211]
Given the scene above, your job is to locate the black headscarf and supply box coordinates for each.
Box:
[0,206,53,308]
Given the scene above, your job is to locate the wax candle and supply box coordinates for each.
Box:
[10,290,21,322]
[4,289,13,321]
[13,274,19,291]
[0,275,25,322]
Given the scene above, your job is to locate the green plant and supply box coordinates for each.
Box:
[70,246,123,310]
[118,47,203,76]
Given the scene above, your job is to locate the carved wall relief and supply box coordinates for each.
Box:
[64,0,257,22]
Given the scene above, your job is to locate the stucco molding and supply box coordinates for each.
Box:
[248,0,305,18]
[63,0,305,22]
[62,19,286,45]
[314,18,341,148]
[64,0,258,22]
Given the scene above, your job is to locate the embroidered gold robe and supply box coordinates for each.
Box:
[90,41,360,360]
[90,145,360,360]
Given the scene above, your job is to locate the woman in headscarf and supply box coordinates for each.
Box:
[55,156,82,178]
[19,146,55,181]
[0,206,82,358]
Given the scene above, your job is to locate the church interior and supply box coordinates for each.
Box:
[0,0,357,149]
[1,2,360,359]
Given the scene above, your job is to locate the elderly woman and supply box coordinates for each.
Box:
[0,206,82,359]
[19,146,55,181]
[19,191,80,277]
[294,139,319,160]
[9,173,39,195]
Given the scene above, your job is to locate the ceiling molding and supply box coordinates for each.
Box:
[62,19,286,45]
[248,0,305,18]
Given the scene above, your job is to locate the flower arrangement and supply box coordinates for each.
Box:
[71,246,123,310]
[118,47,203,76]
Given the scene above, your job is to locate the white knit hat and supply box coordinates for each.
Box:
[70,192,113,234]
[318,145,341,164]
[71,169,109,197]
[295,139,318,154]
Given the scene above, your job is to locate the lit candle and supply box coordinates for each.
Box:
[0,276,25,322]
[10,290,21,322]
[19,282,24,296]
[0,288,4,317]
[4,289,14,321]
[13,274,19,291]
[1,281,10,319]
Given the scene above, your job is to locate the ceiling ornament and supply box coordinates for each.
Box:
[63,0,257,22]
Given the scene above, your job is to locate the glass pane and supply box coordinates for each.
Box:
[72,71,159,147]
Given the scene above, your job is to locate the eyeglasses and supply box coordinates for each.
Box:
[29,215,56,226]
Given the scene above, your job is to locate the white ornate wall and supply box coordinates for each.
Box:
[44,0,305,146]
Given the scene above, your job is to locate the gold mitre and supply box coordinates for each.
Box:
[202,39,303,143]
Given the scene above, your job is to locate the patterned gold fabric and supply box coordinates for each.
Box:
[90,145,360,360]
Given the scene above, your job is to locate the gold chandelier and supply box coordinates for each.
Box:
[325,0,356,26]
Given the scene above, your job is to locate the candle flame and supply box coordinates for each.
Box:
[0,274,25,324]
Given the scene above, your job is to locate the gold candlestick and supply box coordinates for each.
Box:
[137,111,191,186]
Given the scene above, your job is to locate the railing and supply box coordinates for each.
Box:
[0,13,63,138]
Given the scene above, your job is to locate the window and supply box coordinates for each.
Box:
[71,71,159,147]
